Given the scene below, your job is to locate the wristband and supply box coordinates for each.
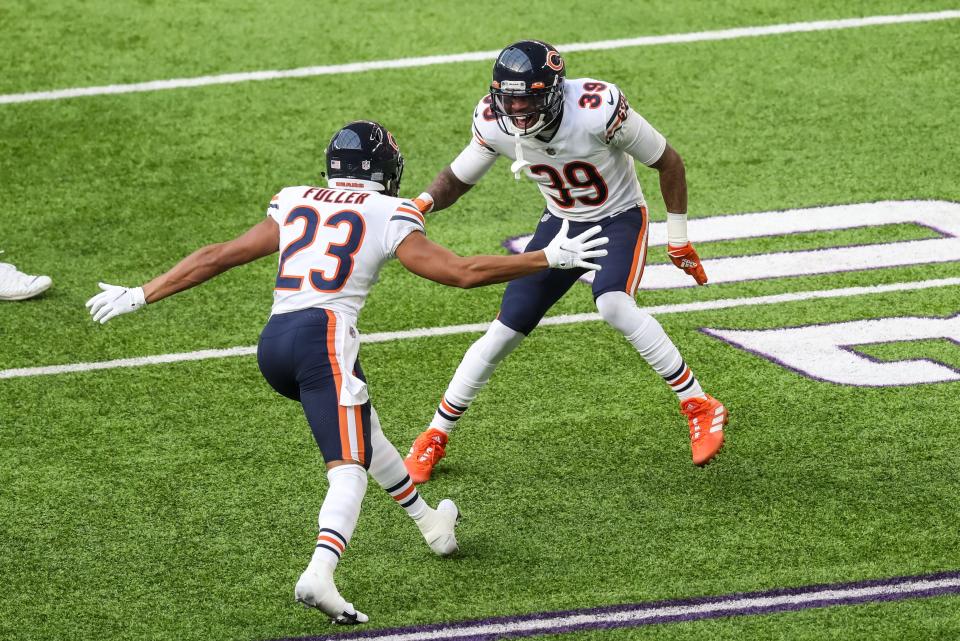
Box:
[666,211,689,247]
[413,192,435,213]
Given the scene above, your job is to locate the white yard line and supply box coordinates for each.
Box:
[2,277,957,380]
[2,11,958,105]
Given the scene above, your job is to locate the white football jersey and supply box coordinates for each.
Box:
[450,78,667,222]
[266,185,425,318]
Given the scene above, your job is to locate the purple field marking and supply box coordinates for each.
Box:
[270,570,960,641]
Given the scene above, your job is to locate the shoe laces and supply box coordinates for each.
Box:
[682,398,711,440]
[681,398,706,418]
[416,432,446,464]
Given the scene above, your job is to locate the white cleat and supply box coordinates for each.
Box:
[417,498,460,556]
[294,567,368,625]
[0,263,52,301]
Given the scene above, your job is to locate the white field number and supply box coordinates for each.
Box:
[505,200,960,289]
[505,200,960,387]
[703,316,960,387]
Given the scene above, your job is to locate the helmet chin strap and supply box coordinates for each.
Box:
[510,133,532,180]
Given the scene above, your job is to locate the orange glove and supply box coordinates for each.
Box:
[667,243,708,285]
[412,192,434,214]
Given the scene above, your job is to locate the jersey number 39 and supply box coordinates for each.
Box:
[529,161,609,208]
[275,207,365,293]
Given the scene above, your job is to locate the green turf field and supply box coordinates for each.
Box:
[2,2,959,640]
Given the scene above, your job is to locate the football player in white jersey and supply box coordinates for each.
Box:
[404,40,728,483]
[85,120,607,624]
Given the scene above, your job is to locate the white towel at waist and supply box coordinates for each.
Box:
[330,310,368,406]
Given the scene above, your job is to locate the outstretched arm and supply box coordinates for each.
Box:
[86,218,279,323]
[394,221,608,289]
[395,232,545,288]
[143,218,279,302]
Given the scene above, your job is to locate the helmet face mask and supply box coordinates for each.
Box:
[325,120,404,196]
[489,40,565,136]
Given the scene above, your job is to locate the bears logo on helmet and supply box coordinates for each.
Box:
[545,51,564,72]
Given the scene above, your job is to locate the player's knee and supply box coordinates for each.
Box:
[474,319,524,363]
[495,309,540,337]
[596,291,649,336]
[325,461,369,485]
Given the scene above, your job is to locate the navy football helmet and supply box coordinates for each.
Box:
[489,40,565,136]
[325,120,404,196]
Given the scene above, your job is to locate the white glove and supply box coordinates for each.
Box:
[85,282,146,324]
[542,219,609,270]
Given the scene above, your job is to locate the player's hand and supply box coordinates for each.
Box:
[412,192,434,214]
[667,243,708,285]
[543,219,609,270]
[85,282,146,324]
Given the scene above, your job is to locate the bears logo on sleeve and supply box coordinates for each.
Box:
[605,90,631,142]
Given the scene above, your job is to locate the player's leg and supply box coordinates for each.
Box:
[592,206,727,465]
[294,390,370,621]
[294,461,369,624]
[259,309,370,623]
[256,311,303,402]
[406,212,584,482]
[366,406,459,555]
[414,319,522,433]
[404,319,522,482]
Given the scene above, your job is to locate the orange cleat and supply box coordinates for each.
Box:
[680,395,728,466]
[404,428,448,483]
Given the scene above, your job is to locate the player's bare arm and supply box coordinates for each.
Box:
[415,166,474,213]
[395,232,545,288]
[649,144,706,285]
[651,144,687,215]
[86,218,279,323]
[143,218,280,303]
[395,222,608,289]
[609,103,705,285]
